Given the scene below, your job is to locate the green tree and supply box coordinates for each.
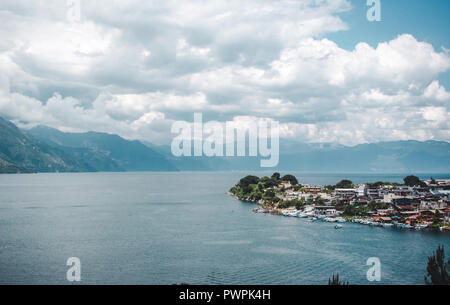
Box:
[264,189,275,198]
[425,245,450,285]
[314,197,324,205]
[281,174,298,185]
[335,179,354,188]
[295,200,305,210]
[430,213,444,230]
[403,175,426,187]
[239,175,260,188]
[271,172,281,180]
[260,176,278,188]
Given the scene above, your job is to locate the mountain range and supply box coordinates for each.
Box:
[0,116,449,173]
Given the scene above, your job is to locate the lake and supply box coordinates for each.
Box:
[0,172,449,284]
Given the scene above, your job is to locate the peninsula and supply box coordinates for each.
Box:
[229,173,450,232]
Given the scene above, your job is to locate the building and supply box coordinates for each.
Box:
[303,186,322,194]
[280,181,292,189]
[335,188,356,197]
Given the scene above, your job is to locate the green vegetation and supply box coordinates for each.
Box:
[278,198,306,210]
[229,173,299,205]
[343,205,367,217]
[430,213,446,231]
[271,172,281,180]
[404,175,427,187]
[425,245,449,285]
[366,181,402,188]
[281,174,299,185]
[335,179,354,188]
[341,200,388,216]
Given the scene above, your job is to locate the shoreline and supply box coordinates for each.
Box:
[228,173,450,233]
[229,193,450,233]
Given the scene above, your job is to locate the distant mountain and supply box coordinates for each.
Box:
[276,140,450,173]
[0,117,96,173]
[1,116,448,173]
[143,140,450,173]
[27,126,178,172]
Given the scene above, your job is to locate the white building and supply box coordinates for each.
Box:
[335,188,356,196]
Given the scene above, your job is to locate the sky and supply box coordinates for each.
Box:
[0,0,449,146]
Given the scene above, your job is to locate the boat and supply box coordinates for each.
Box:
[335,217,347,223]
[382,223,394,228]
[404,224,414,229]
[282,210,299,217]
[415,224,428,230]
[297,212,308,218]
[304,211,315,217]
[395,223,406,229]
[335,224,343,229]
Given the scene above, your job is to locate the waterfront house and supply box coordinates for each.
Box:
[379,217,392,224]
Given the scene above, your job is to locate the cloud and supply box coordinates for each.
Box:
[0,0,449,145]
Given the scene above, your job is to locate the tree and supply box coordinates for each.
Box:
[295,199,305,210]
[335,179,354,189]
[425,245,450,285]
[281,174,298,185]
[430,213,444,231]
[260,176,278,188]
[239,175,260,188]
[271,172,281,180]
[251,192,262,201]
[264,189,275,198]
[328,274,348,285]
[314,197,324,205]
[403,175,426,187]
[242,185,253,194]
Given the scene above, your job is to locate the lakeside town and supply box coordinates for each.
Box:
[229,173,450,232]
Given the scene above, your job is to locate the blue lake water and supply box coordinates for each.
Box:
[0,172,449,285]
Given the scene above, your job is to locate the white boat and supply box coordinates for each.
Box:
[297,212,308,218]
[282,210,299,217]
[395,223,406,229]
[404,224,413,229]
[335,224,343,229]
[335,217,347,223]
[304,211,315,217]
[325,217,337,223]
[382,223,394,228]
[415,224,427,230]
